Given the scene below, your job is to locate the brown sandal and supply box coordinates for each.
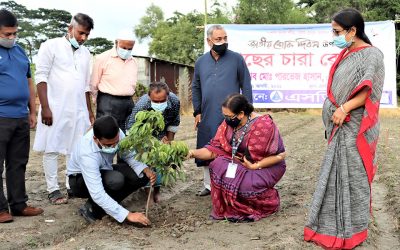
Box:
[48,190,68,205]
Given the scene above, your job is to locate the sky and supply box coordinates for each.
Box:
[14,0,237,56]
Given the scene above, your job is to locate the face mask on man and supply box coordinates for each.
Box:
[333,32,353,49]
[68,29,80,49]
[117,47,132,60]
[0,37,16,48]
[225,115,241,128]
[212,42,228,56]
[151,101,168,112]
[97,140,119,154]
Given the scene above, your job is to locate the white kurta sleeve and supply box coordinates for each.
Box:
[35,40,54,85]
[85,49,91,92]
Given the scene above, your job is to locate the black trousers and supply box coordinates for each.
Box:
[0,117,29,213]
[69,162,148,219]
[96,91,134,133]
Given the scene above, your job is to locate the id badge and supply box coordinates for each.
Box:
[226,162,238,178]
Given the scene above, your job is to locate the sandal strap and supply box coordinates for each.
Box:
[48,190,64,201]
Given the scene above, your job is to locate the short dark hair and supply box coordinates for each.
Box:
[148,82,170,96]
[333,8,371,45]
[222,94,254,116]
[93,115,119,140]
[0,9,18,28]
[71,13,94,30]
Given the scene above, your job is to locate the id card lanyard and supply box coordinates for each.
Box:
[231,116,251,162]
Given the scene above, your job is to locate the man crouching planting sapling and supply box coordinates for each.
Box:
[120,110,188,216]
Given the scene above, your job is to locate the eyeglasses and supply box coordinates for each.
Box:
[332,29,348,36]
[223,114,237,120]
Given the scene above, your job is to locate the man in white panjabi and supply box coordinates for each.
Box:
[34,13,95,205]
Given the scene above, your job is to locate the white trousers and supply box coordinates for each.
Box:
[43,152,70,193]
[203,166,211,191]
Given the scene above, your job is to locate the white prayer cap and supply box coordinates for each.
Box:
[116,29,135,41]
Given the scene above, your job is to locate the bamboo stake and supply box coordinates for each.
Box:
[145,186,153,218]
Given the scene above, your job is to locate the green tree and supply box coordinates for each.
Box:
[297,0,400,23]
[234,0,313,24]
[134,4,164,42]
[135,1,232,65]
[85,37,114,55]
[0,1,72,61]
[31,8,71,39]
[148,11,204,64]
[0,1,36,61]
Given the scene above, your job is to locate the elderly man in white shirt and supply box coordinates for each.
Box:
[67,115,156,224]
[34,13,95,205]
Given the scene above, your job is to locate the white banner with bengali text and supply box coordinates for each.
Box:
[205,21,397,108]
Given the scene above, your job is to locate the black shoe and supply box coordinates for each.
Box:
[67,189,75,199]
[196,188,211,196]
[78,202,98,224]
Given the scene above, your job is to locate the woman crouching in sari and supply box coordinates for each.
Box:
[304,8,385,249]
[188,94,286,222]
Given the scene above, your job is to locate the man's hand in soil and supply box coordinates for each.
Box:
[126,212,151,226]
[143,167,156,186]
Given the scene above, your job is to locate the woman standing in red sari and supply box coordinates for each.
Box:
[188,94,286,222]
[304,9,385,249]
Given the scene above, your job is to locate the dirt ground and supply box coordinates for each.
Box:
[1,111,400,250]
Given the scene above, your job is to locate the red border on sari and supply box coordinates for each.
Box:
[304,227,368,250]
[308,46,378,248]
[326,47,377,187]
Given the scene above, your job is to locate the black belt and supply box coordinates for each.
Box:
[98,91,132,100]
[68,173,81,178]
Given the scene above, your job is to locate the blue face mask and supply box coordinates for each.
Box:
[69,36,79,49]
[98,140,119,154]
[117,47,132,60]
[68,29,80,49]
[151,101,168,112]
[333,32,353,49]
[101,144,119,154]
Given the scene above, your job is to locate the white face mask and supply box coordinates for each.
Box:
[0,37,16,48]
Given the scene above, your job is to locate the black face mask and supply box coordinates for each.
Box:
[212,43,228,56]
[225,116,241,128]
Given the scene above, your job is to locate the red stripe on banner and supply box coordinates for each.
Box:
[304,227,368,249]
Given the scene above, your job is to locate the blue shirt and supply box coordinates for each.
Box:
[191,50,252,165]
[67,129,147,223]
[126,92,181,139]
[0,44,31,118]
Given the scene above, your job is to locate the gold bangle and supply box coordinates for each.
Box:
[256,162,261,169]
[276,154,283,160]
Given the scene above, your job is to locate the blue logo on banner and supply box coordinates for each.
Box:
[270,91,283,102]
